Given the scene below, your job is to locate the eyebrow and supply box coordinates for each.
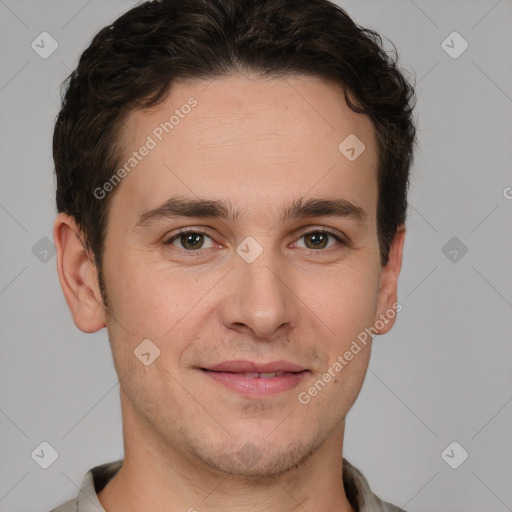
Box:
[134,195,367,228]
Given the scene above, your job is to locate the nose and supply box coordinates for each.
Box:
[220,246,298,341]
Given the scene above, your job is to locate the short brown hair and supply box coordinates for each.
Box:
[53,0,416,303]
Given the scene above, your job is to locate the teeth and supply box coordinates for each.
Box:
[242,371,285,378]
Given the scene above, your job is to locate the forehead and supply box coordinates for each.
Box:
[113,74,378,224]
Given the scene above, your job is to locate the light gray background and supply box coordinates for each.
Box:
[1,1,511,511]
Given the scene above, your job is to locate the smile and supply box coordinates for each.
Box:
[200,360,309,397]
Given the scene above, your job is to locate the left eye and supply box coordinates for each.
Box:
[163,229,344,252]
[294,230,343,250]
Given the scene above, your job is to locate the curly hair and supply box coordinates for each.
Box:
[53,0,416,303]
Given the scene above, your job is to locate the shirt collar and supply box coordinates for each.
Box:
[76,459,123,512]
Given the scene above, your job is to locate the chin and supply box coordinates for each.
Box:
[184,432,326,481]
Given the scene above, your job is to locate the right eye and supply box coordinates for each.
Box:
[163,229,217,251]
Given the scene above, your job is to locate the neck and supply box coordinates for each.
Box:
[98,394,355,512]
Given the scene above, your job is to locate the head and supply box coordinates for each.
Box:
[54,0,415,478]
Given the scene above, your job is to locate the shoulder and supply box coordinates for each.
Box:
[48,498,76,512]
[47,459,122,512]
[343,458,407,512]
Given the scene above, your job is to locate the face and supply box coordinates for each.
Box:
[61,74,404,478]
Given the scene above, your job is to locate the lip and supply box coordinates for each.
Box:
[200,360,309,398]
[207,360,306,373]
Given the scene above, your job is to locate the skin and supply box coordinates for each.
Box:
[54,74,405,512]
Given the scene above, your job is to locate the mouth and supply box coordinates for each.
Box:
[199,360,310,397]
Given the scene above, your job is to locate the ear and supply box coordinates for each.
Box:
[374,224,406,335]
[53,213,107,333]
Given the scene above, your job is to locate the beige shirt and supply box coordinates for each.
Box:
[49,458,406,512]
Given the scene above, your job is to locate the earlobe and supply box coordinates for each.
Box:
[53,213,107,333]
[374,225,406,335]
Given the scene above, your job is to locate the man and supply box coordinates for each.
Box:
[51,0,416,510]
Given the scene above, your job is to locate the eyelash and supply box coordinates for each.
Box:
[162,228,348,253]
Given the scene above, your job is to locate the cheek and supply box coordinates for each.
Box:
[104,253,220,364]
[305,263,380,347]
[106,254,186,328]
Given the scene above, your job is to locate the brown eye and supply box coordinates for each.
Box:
[304,232,328,249]
[295,230,344,250]
[164,230,214,251]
